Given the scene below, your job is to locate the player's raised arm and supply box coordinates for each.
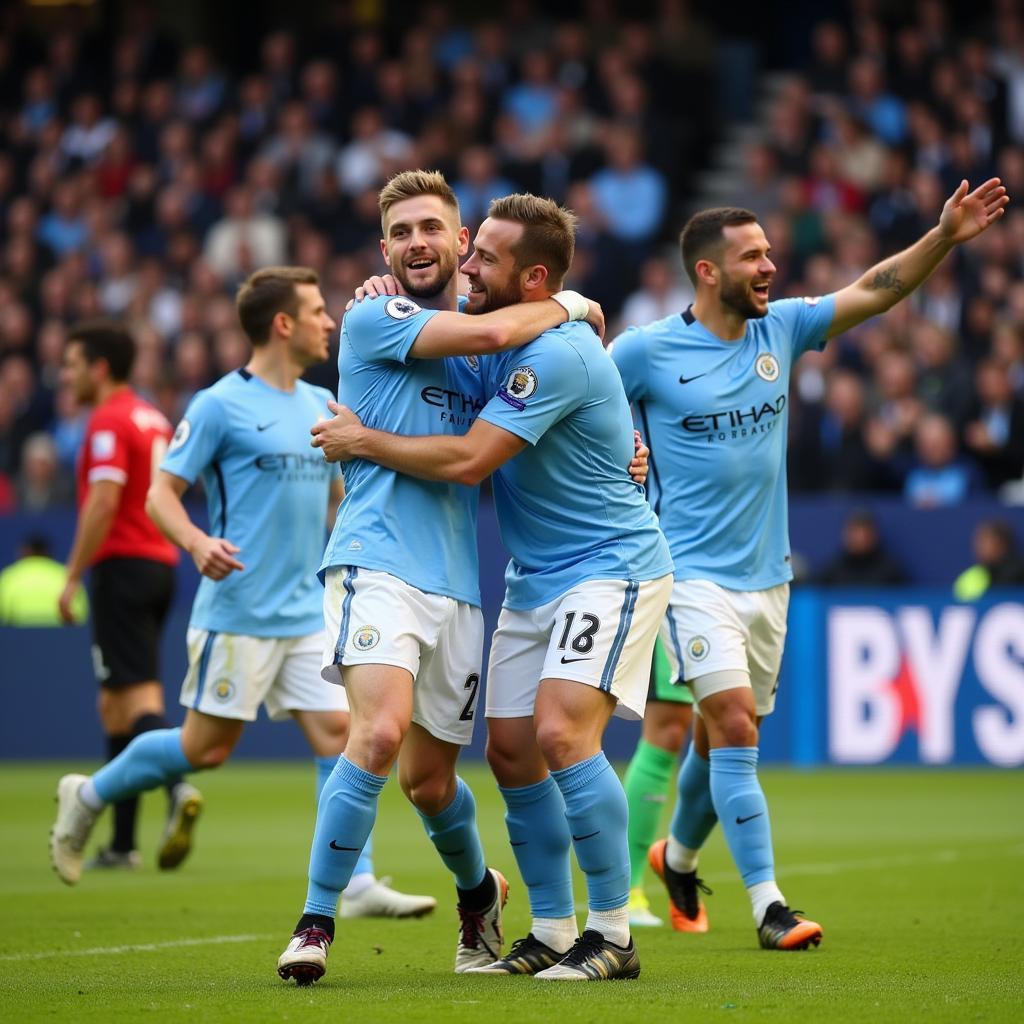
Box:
[146,470,244,580]
[829,177,1009,338]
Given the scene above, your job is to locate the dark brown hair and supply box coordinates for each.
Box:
[236,266,319,345]
[679,207,758,285]
[67,319,135,381]
[487,193,577,288]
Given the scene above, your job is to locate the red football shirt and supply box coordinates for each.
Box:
[76,388,179,566]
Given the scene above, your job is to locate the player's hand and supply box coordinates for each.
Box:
[630,430,649,487]
[938,178,1009,245]
[310,400,364,462]
[345,274,402,311]
[188,535,244,580]
[582,298,605,341]
[57,577,82,625]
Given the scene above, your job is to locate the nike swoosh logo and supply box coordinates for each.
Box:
[679,374,706,385]
[560,655,592,664]
[329,840,359,851]
[510,841,528,847]
[256,421,277,431]
[572,830,600,841]
[736,813,764,825]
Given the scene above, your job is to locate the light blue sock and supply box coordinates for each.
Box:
[304,756,387,917]
[499,776,574,918]
[551,752,629,911]
[670,745,718,850]
[92,728,192,804]
[316,755,375,879]
[709,746,774,886]
[418,777,487,890]
[314,756,336,800]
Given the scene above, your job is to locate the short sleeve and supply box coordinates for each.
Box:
[608,328,650,402]
[83,416,130,486]
[771,294,837,356]
[161,389,226,484]
[478,338,588,445]
[343,295,441,365]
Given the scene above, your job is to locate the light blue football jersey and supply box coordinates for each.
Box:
[478,320,673,610]
[320,294,484,606]
[611,296,836,591]
[162,369,341,637]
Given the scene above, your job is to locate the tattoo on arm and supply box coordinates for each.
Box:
[869,264,906,297]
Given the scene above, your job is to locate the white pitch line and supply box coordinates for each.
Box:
[0,932,273,963]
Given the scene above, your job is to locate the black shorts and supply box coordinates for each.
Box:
[89,557,175,690]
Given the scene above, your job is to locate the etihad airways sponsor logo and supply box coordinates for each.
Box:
[682,394,787,438]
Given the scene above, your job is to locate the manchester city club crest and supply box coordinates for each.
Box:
[352,625,381,651]
[688,635,710,662]
[213,678,236,702]
[755,353,780,382]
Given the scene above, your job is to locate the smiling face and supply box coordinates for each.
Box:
[460,217,528,315]
[380,194,467,299]
[707,221,776,320]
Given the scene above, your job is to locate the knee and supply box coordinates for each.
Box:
[714,705,758,748]
[187,742,232,770]
[354,718,405,773]
[535,717,579,771]
[485,733,520,784]
[647,719,688,755]
[399,768,455,817]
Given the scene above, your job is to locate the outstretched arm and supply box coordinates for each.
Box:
[828,178,1008,338]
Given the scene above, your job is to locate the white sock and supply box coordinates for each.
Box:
[78,778,104,811]
[666,835,700,873]
[531,916,578,954]
[343,872,376,898]
[748,880,785,926]
[584,906,630,948]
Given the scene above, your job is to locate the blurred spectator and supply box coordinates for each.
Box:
[617,255,692,331]
[904,413,983,508]
[0,535,87,626]
[15,431,74,510]
[816,508,908,586]
[203,185,285,283]
[962,357,1024,489]
[953,519,1024,600]
[336,108,413,196]
[260,101,335,204]
[453,146,519,232]
[590,127,666,249]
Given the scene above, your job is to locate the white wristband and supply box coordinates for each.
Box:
[551,290,589,322]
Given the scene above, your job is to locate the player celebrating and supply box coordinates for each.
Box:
[58,320,198,872]
[275,172,607,987]
[311,194,674,981]
[50,267,434,919]
[610,178,1009,949]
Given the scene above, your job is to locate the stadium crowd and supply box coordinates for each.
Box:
[0,0,1022,514]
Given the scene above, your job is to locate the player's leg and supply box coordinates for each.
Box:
[278,567,422,984]
[51,626,284,883]
[284,634,436,921]
[690,583,820,949]
[87,558,185,867]
[468,602,576,975]
[533,574,671,982]
[399,599,506,973]
[280,662,414,984]
[623,639,693,926]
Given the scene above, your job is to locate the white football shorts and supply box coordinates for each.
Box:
[660,579,790,716]
[180,629,348,722]
[321,566,484,746]
[486,574,673,722]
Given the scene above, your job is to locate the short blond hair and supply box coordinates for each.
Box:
[378,170,459,227]
[487,193,578,288]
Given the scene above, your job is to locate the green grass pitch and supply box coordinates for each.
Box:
[2,762,1021,1023]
